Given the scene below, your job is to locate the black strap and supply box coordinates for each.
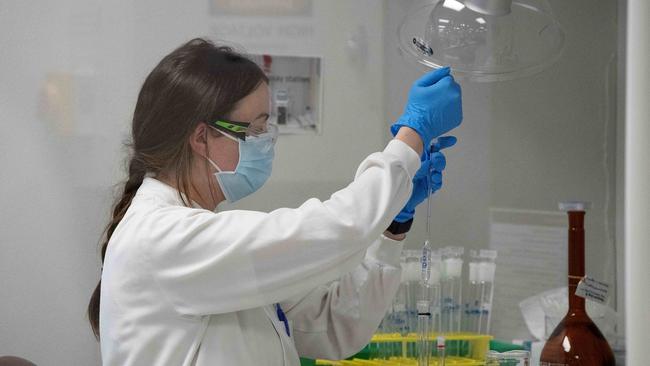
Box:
[386,218,414,235]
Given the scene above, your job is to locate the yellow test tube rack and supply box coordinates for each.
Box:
[316,332,491,366]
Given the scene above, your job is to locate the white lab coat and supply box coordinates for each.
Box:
[99,139,420,365]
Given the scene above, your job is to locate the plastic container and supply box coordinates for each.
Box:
[486,350,530,366]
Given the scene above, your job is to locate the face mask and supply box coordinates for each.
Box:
[207,131,276,204]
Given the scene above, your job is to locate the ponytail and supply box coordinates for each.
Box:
[87,156,146,339]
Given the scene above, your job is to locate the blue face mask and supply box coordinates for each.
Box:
[207,131,276,204]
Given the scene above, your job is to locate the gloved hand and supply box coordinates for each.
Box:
[390,67,463,148]
[394,136,457,223]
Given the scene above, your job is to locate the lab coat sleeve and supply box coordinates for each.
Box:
[279,235,403,360]
[145,139,419,316]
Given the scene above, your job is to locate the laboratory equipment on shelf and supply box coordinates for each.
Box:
[440,246,464,334]
[397,0,565,82]
[465,249,497,334]
[539,202,615,366]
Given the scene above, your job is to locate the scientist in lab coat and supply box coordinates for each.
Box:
[87,38,462,366]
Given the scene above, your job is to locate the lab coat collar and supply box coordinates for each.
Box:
[136,177,203,209]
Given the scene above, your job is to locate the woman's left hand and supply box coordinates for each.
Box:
[393,136,457,223]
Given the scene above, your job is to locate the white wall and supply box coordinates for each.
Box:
[0,1,386,364]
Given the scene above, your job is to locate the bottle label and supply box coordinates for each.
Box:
[575,275,610,304]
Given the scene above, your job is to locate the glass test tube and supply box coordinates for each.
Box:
[440,246,464,334]
[418,248,442,365]
[393,283,408,336]
[417,300,431,366]
[466,259,480,333]
[477,250,497,334]
[379,307,392,359]
[428,251,442,334]
[466,250,497,334]
[404,249,422,335]
[437,336,446,366]
[418,240,433,366]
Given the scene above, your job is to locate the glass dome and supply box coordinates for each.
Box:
[398,0,565,82]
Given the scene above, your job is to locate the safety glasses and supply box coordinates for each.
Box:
[206,118,278,141]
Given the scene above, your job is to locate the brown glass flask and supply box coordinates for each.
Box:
[539,202,615,366]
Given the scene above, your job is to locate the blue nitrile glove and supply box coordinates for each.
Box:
[390,67,463,148]
[394,136,457,223]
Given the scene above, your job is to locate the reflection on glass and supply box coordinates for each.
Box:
[398,0,565,82]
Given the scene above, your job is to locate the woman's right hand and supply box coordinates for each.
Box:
[390,67,463,149]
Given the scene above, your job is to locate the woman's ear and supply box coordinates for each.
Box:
[189,123,209,158]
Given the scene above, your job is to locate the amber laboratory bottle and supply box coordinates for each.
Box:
[539,202,615,366]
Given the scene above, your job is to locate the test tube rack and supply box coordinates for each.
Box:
[315,332,492,366]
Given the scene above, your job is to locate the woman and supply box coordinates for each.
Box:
[88,38,462,365]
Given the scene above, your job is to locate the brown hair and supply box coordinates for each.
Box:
[87,38,268,339]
